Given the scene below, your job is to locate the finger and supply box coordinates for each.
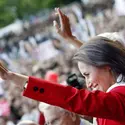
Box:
[53,20,61,33]
[54,8,57,14]
[57,8,71,30]
[65,15,70,22]
[0,65,8,73]
[0,72,7,80]
[56,8,65,29]
[53,20,59,29]
[0,64,8,72]
[64,15,71,28]
[0,63,8,72]
[0,66,8,80]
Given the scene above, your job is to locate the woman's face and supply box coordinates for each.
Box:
[78,62,115,92]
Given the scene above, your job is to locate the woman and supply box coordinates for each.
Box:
[1,35,125,125]
[1,11,125,125]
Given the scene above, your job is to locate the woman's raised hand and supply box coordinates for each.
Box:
[53,8,83,48]
[53,8,74,39]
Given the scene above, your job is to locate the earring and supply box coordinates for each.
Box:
[116,74,123,83]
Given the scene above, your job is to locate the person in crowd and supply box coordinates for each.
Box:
[0,8,125,125]
[44,70,59,83]
[38,112,45,125]
[0,116,8,125]
[39,102,87,125]
[41,71,91,125]
[17,120,38,125]
[38,70,59,125]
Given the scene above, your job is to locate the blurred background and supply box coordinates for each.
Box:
[0,0,125,125]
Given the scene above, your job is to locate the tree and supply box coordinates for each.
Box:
[0,0,80,28]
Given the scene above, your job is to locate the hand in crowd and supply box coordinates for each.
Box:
[53,8,83,48]
[53,8,74,39]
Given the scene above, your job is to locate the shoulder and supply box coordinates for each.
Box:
[107,84,125,95]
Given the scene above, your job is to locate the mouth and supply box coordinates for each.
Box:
[92,87,98,91]
[91,84,99,91]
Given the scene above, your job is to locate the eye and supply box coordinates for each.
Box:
[83,73,89,77]
[82,75,85,79]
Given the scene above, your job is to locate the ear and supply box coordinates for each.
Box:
[70,112,76,122]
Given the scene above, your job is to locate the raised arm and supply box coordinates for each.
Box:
[0,63,125,121]
[54,8,83,48]
[0,63,28,89]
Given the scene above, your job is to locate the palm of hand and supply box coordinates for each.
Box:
[54,8,73,38]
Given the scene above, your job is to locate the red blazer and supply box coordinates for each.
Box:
[23,76,125,125]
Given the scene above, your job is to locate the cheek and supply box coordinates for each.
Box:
[93,72,110,88]
[89,73,99,83]
[89,71,105,86]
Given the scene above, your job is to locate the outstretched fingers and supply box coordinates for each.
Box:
[0,63,8,72]
[53,20,60,33]
[55,8,63,29]
[0,65,8,80]
[54,7,72,38]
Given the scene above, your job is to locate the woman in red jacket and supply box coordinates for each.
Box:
[1,10,125,125]
[1,35,125,125]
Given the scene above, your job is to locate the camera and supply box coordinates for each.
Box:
[66,73,86,89]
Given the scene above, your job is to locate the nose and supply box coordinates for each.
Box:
[86,81,93,89]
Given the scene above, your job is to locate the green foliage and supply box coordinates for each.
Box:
[0,10,15,27]
[0,0,79,28]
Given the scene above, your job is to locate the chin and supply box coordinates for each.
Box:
[96,87,104,92]
[101,88,106,92]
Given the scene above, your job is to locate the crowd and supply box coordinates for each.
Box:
[0,0,125,125]
[0,35,79,125]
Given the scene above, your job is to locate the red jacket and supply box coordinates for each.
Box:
[23,76,125,125]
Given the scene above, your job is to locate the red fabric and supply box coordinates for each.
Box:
[39,113,45,125]
[45,71,58,83]
[23,76,125,125]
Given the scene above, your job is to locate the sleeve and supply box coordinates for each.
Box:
[23,76,125,121]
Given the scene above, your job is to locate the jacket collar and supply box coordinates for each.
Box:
[107,74,125,92]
